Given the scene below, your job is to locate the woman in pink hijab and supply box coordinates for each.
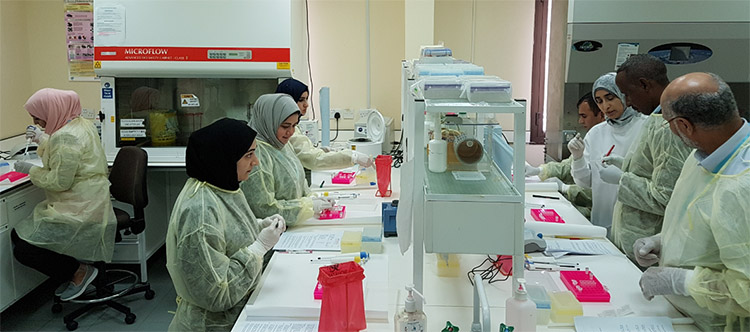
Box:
[12,88,117,301]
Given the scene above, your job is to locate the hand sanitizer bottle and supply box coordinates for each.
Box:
[505,278,537,332]
[395,284,426,332]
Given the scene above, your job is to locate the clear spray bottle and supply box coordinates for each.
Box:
[395,284,426,332]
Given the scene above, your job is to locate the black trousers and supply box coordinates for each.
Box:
[11,229,79,284]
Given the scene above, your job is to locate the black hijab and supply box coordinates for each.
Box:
[275,78,308,102]
[186,118,257,191]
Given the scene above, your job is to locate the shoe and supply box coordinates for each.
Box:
[54,282,68,297]
[60,265,98,301]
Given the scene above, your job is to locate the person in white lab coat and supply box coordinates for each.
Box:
[275,78,373,170]
[634,72,750,332]
[568,72,648,233]
[526,92,604,218]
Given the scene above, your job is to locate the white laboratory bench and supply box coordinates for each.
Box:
[232,168,699,332]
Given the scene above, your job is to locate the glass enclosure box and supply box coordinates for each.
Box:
[113,77,277,148]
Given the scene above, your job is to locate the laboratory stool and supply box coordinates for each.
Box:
[52,146,154,331]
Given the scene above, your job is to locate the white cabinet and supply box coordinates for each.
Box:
[0,184,48,312]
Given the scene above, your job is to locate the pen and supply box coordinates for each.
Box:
[282,250,312,254]
[605,145,615,157]
[319,180,325,188]
[532,194,559,200]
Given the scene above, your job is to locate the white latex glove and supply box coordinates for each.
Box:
[567,134,585,160]
[312,197,335,214]
[26,125,44,143]
[351,151,374,167]
[13,161,34,174]
[602,154,624,169]
[544,177,570,194]
[320,146,334,153]
[258,214,284,229]
[247,219,286,256]
[633,235,661,267]
[639,267,693,300]
[525,162,541,177]
[599,166,623,184]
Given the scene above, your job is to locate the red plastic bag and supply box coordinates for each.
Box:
[374,155,392,197]
[317,261,366,332]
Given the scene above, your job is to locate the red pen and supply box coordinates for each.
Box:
[605,145,615,157]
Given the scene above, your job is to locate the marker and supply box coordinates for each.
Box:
[605,145,615,157]
[532,194,559,200]
[319,180,325,188]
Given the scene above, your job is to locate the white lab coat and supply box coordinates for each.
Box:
[571,113,648,233]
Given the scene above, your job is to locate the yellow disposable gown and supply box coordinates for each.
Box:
[290,126,354,170]
[538,156,593,218]
[16,117,116,262]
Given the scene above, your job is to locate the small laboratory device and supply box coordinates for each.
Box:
[349,109,390,157]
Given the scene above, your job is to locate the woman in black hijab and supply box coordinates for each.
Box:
[165,118,286,331]
[275,78,374,170]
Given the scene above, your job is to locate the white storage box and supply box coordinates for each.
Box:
[423,77,463,99]
[463,79,513,103]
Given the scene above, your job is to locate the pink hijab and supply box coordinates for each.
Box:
[24,88,82,135]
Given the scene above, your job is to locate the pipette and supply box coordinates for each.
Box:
[22,137,32,160]
[321,191,359,199]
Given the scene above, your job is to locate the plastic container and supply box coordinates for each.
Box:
[361,225,383,254]
[436,254,460,277]
[340,231,362,253]
[559,270,610,302]
[549,291,583,324]
[332,171,355,184]
[0,171,30,182]
[463,79,512,103]
[505,279,537,332]
[317,261,366,332]
[382,201,398,237]
[375,155,392,197]
[314,281,324,300]
[0,162,11,174]
[355,166,376,185]
[428,139,447,173]
[526,284,551,325]
[423,77,463,99]
[318,206,346,220]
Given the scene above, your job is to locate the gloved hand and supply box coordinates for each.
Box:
[258,214,284,229]
[525,162,541,177]
[351,151,374,167]
[599,166,623,184]
[639,267,693,300]
[320,146,333,153]
[312,197,335,215]
[567,134,585,160]
[26,125,44,143]
[602,154,624,169]
[633,235,661,267]
[13,161,34,174]
[247,219,286,255]
[544,177,570,194]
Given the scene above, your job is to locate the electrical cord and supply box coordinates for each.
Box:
[304,0,315,121]
[331,117,339,141]
[389,129,404,168]
[467,255,511,286]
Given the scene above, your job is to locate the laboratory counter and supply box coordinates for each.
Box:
[232,168,699,332]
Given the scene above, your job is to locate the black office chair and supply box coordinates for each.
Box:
[52,146,155,331]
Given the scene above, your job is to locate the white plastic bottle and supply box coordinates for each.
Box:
[428,138,447,173]
[505,279,537,332]
[395,284,426,332]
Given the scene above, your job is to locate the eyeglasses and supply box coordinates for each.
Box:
[662,115,688,128]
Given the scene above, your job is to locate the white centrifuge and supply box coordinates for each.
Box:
[348,110,385,157]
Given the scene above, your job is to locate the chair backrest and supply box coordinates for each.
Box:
[109,147,148,214]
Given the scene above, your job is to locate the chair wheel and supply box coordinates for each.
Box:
[145,289,155,300]
[125,313,136,324]
[66,320,78,331]
[51,303,63,313]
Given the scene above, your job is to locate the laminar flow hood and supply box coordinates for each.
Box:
[94,0,292,78]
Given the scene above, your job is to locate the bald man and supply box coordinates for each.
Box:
[634,72,750,331]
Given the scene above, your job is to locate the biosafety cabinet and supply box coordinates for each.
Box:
[95,0,292,165]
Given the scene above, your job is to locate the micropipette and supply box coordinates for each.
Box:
[321,191,359,199]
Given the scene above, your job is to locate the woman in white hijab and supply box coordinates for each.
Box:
[569,72,648,234]
[241,94,335,226]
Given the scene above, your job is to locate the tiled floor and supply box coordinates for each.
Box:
[1,247,177,332]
